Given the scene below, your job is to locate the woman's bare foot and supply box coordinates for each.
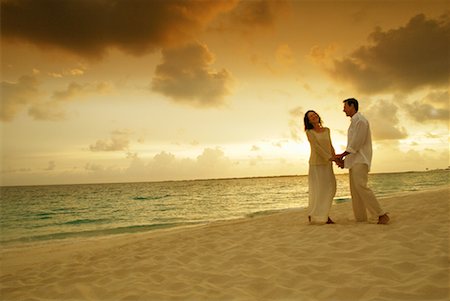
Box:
[326,217,335,224]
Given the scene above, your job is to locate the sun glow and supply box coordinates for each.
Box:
[1,1,448,186]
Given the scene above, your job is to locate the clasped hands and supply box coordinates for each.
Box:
[330,153,346,169]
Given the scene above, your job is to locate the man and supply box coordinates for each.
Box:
[335,98,390,224]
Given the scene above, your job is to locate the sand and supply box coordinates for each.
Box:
[1,187,449,301]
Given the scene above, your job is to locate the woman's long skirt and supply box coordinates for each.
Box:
[308,163,336,223]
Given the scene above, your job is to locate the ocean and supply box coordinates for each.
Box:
[1,169,448,245]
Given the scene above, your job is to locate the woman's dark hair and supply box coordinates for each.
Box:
[343,98,359,111]
[304,110,321,131]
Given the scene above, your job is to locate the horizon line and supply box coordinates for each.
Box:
[1,168,448,188]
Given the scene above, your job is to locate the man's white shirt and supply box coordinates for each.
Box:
[344,112,373,171]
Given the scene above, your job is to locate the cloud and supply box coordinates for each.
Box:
[0,75,41,121]
[365,100,408,140]
[85,163,107,172]
[127,147,233,181]
[49,68,85,78]
[51,81,112,101]
[151,41,233,107]
[28,104,67,121]
[272,140,287,148]
[308,44,338,64]
[1,74,113,122]
[288,106,304,142]
[275,44,295,67]
[231,0,282,27]
[215,0,289,32]
[1,0,237,59]
[405,90,449,123]
[30,81,112,120]
[373,142,448,173]
[52,82,85,101]
[329,14,450,94]
[45,161,56,171]
[196,147,231,169]
[89,130,131,152]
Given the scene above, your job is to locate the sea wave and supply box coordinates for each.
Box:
[132,194,171,201]
[0,221,202,245]
[62,218,110,225]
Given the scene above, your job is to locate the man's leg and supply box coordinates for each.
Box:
[349,167,368,221]
[351,164,387,221]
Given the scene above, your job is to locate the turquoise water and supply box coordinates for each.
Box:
[1,170,448,245]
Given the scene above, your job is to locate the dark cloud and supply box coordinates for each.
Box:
[329,14,450,94]
[405,90,449,123]
[365,100,408,140]
[228,0,286,27]
[151,41,233,107]
[212,0,289,32]
[1,0,237,59]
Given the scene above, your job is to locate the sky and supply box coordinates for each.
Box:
[1,0,449,186]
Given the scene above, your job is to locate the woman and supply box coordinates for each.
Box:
[304,110,337,224]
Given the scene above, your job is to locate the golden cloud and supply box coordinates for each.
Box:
[1,74,114,122]
[0,75,41,121]
[151,41,233,107]
[89,130,132,152]
[365,100,408,140]
[405,91,449,123]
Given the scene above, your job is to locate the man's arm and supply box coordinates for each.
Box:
[335,151,350,160]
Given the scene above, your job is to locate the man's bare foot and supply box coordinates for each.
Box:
[377,213,390,224]
[326,217,335,224]
[308,215,311,223]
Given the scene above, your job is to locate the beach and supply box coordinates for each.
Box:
[1,187,448,301]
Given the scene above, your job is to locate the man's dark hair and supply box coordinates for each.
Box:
[343,98,359,112]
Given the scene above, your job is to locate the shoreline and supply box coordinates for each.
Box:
[1,187,449,301]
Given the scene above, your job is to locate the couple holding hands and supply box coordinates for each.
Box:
[305,98,390,225]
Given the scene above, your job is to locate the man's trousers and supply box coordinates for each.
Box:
[349,163,385,221]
